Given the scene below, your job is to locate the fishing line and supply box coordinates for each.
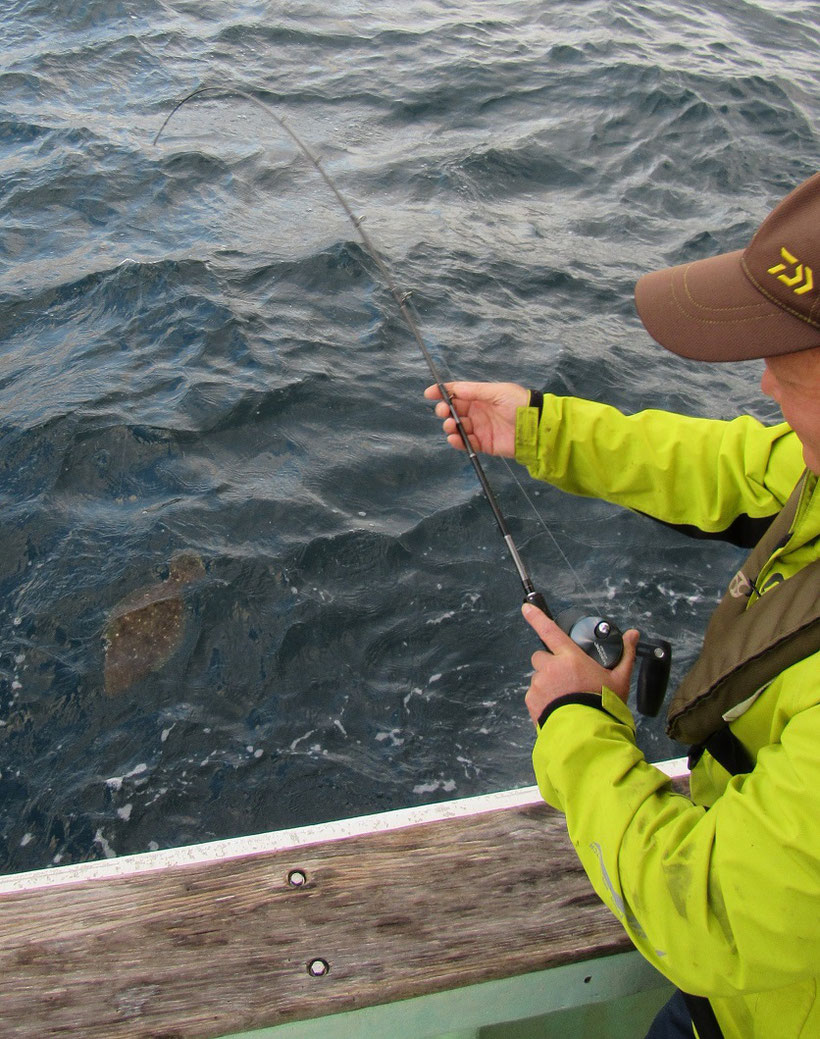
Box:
[499,457,598,607]
[431,350,597,609]
[153,84,672,712]
[154,84,553,618]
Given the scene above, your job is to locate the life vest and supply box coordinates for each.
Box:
[666,470,820,752]
[665,471,820,1038]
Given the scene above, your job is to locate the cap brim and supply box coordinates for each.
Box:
[634,249,820,362]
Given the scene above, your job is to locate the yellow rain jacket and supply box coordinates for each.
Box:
[515,395,820,1039]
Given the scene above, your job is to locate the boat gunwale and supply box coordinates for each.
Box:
[0,757,689,893]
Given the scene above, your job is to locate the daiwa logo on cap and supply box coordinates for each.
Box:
[634,172,820,361]
[768,247,814,295]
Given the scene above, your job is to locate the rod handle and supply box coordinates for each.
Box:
[524,589,554,620]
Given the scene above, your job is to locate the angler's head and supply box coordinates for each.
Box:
[634,171,820,473]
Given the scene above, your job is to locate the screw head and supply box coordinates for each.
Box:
[308,958,330,977]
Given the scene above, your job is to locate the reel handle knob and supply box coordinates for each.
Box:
[634,638,672,717]
[556,610,624,668]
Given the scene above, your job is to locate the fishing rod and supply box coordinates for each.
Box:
[153,85,672,715]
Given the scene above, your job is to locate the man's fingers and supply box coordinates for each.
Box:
[612,629,639,681]
[444,413,473,435]
[427,384,465,422]
[436,401,456,420]
[424,381,498,404]
[530,648,554,670]
[444,433,467,452]
[424,381,460,403]
[521,604,577,654]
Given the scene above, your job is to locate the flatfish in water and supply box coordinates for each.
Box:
[103,552,206,695]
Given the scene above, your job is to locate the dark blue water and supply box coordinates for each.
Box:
[1,0,817,873]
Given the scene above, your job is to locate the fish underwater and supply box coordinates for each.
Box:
[103,551,206,695]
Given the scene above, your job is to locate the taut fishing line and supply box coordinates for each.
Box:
[153,84,672,714]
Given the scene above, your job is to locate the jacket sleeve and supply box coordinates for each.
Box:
[514,395,803,534]
[532,654,820,997]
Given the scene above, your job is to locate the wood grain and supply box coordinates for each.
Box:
[0,800,637,1039]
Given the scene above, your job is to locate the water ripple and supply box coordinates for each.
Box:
[0,0,817,872]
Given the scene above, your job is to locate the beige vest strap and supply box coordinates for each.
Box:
[667,472,820,745]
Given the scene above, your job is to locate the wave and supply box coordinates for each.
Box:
[1,0,818,871]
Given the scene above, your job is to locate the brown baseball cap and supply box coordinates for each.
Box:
[635,172,820,362]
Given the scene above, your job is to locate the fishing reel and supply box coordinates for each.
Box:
[526,593,672,717]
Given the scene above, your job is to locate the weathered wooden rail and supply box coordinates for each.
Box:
[0,768,687,1039]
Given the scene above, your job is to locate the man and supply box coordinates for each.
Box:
[426,172,820,1038]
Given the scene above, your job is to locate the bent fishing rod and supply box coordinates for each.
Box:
[153,85,672,715]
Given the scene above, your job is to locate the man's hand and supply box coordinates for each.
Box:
[521,604,639,726]
[424,381,529,457]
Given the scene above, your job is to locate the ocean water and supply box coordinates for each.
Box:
[0,0,817,874]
